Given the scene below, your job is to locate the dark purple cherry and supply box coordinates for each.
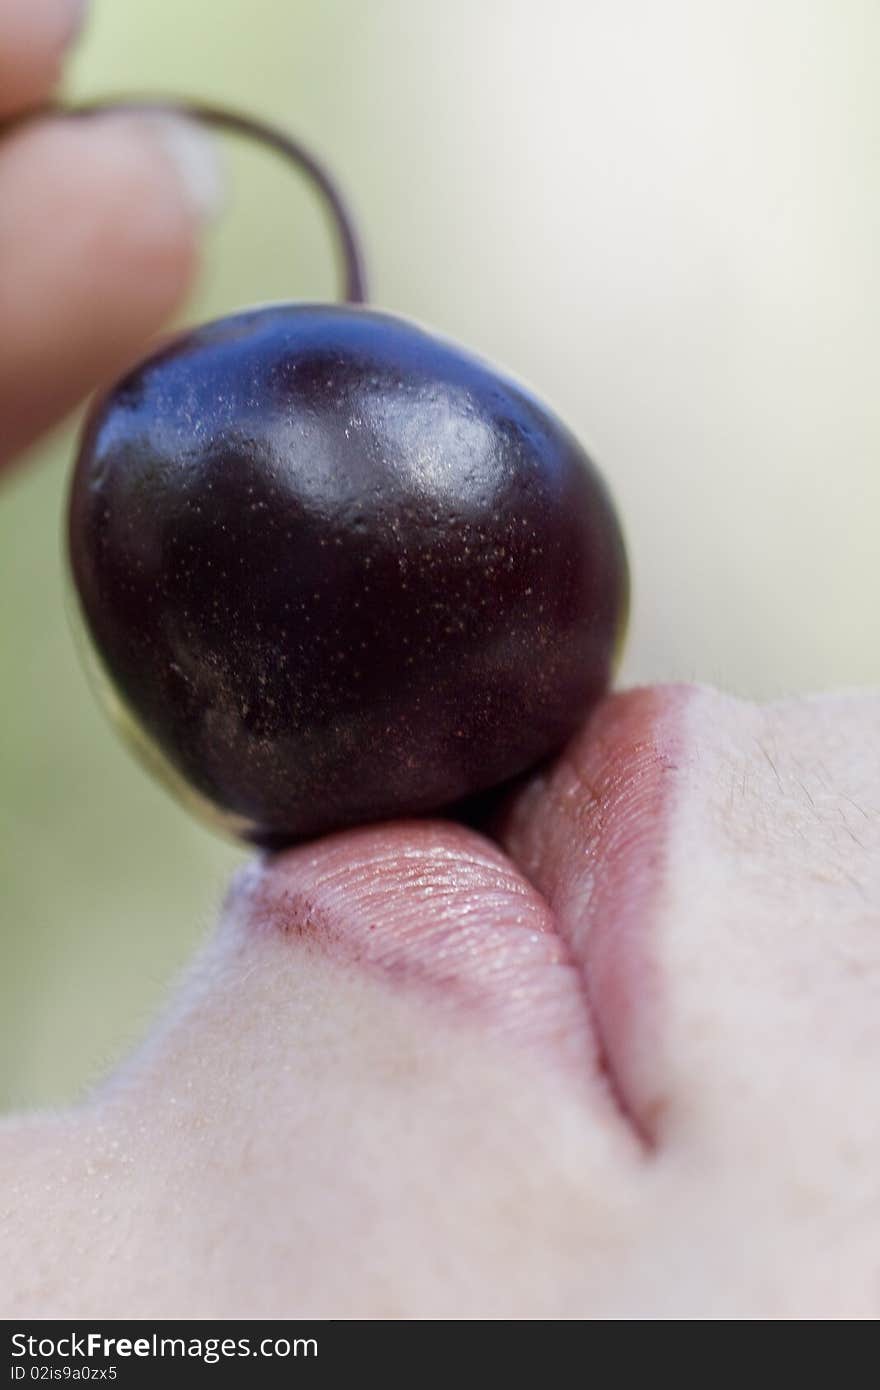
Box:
[66,103,628,847]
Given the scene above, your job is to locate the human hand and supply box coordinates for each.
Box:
[0,0,220,471]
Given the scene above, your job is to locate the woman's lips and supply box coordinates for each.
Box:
[500,684,694,1144]
[225,684,695,1148]
[226,822,605,1078]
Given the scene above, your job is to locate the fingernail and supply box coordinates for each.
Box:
[61,0,91,49]
[137,112,227,227]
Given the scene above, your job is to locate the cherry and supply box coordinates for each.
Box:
[66,101,629,846]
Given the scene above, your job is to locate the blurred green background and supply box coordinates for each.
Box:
[2,0,879,1109]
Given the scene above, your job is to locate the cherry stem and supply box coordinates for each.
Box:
[33,97,369,304]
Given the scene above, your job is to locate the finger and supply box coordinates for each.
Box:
[0,0,86,118]
[0,111,222,470]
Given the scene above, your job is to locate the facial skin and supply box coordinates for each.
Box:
[2,0,878,1320]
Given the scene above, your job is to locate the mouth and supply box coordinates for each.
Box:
[499,683,694,1145]
[224,683,695,1150]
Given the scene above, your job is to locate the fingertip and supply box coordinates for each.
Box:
[0,110,224,463]
[0,0,89,117]
[35,110,223,311]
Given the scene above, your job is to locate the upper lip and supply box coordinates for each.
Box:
[224,683,695,1151]
[499,683,694,1146]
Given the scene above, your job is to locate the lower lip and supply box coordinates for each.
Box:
[226,684,694,1145]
